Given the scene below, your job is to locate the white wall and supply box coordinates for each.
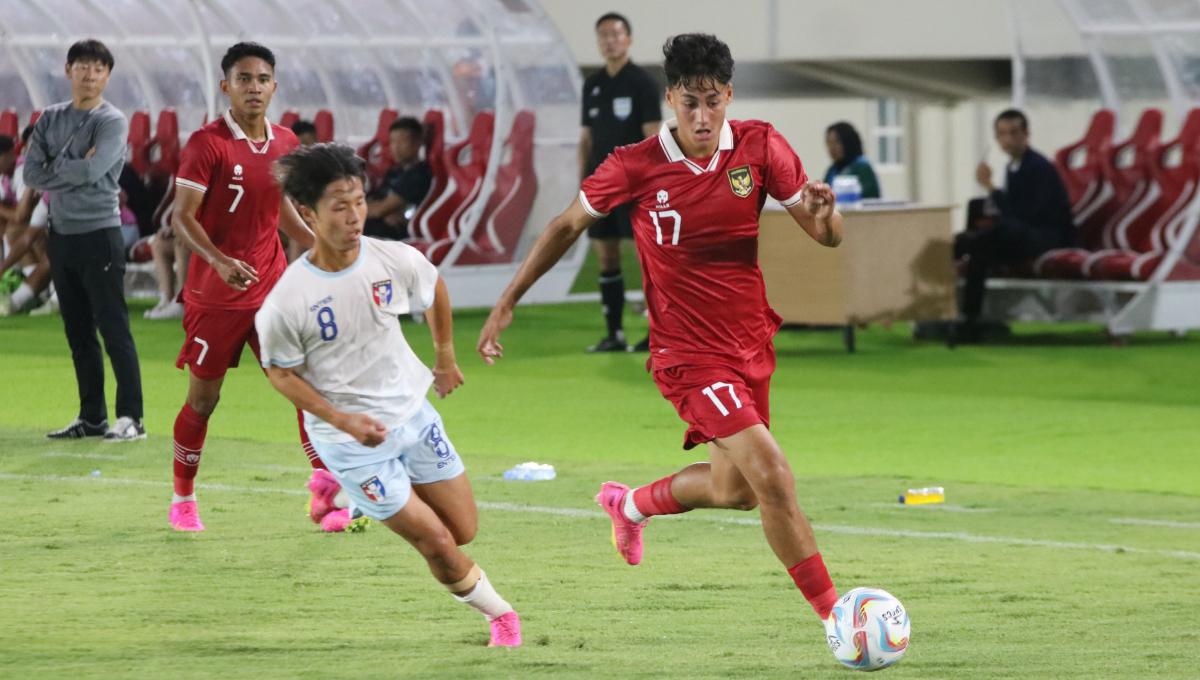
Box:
[540,0,1079,64]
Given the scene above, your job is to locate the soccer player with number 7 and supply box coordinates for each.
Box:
[166,42,345,533]
[478,33,846,644]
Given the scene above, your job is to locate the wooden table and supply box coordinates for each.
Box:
[758,204,956,351]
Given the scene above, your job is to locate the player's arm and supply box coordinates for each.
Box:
[265,366,387,447]
[367,192,405,219]
[477,199,596,364]
[0,189,42,273]
[277,194,315,250]
[786,182,843,248]
[170,184,260,290]
[424,276,463,398]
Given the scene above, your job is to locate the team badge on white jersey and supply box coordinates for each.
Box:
[372,279,393,307]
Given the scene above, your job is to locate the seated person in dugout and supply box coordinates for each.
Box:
[823,121,880,200]
[365,117,432,241]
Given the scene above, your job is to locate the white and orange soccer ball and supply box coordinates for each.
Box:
[825,587,911,671]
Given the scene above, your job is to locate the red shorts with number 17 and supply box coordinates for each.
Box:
[651,343,776,450]
[175,306,262,381]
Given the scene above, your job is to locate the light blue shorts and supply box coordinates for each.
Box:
[310,401,465,521]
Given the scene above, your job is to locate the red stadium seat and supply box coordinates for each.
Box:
[1054,109,1114,212]
[416,111,494,264]
[454,110,538,266]
[1035,109,1163,279]
[408,110,448,242]
[314,109,334,142]
[357,108,399,188]
[147,109,181,179]
[279,110,300,130]
[127,110,152,177]
[0,109,17,139]
[1085,108,1200,281]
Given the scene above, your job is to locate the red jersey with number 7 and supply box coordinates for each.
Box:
[580,118,809,369]
[175,110,299,311]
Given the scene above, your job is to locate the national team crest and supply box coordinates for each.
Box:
[360,476,386,502]
[371,279,393,307]
[727,166,754,198]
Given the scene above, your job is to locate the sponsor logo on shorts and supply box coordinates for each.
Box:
[360,476,386,502]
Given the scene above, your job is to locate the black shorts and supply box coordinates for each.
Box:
[587,204,633,240]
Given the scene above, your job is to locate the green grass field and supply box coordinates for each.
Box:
[1,300,1198,679]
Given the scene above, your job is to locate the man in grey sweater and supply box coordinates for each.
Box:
[23,39,145,441]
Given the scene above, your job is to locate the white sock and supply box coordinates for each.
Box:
[333,489,349,509]
[11,283,34,309]
[21,264,35,276]
[172,493,196,504]
[623,489,647,523]
[453,570,514,621]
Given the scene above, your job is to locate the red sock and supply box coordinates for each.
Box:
[173,404,209,497]
[631,474,689,517]
[297,409,325,470]
[788,552,838,620]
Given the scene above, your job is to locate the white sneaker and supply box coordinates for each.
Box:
[145,301,183,320]
[104,416,147,442]
[144,300,166,318]
[28,296,58,316]
[0,293,12,317]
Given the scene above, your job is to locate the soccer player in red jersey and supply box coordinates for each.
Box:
[478,33,845,641]
[167,42,332,532]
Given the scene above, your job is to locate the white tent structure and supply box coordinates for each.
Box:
[0,0,586,307]
[992,0,1200,336]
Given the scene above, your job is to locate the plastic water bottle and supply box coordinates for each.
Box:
[899,487,945,505]
[832,174,863,207]
[503,462,556,481]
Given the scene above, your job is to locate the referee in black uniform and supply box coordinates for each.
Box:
[579,12,661,352]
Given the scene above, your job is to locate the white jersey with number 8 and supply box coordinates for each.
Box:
[255,237,439,447]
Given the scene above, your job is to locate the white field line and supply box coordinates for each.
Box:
[43,451,128,461]
[2,472,1198,562]
[1110,518,1200,530]
[867,502,998,513]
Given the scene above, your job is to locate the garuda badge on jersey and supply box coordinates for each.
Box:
[727,166,753,198]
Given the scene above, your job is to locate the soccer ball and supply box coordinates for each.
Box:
[825,587,910,671]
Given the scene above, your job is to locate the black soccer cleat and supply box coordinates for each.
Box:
[587,336,628,353]
[46,418,108,440]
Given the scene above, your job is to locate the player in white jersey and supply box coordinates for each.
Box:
[255,144,521,647]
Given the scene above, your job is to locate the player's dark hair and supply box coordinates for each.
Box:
[995,108,1029,132]
[221,42,275,76]
[290,120,317,137]
[66,39,114,70]
[0,135,14,156]
[595,12,631,34]
[662,33,733,89]
[276,143,366,210]
[388,116,423,138]
[826,121,864,169]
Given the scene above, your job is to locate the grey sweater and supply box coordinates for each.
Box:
[23,100,127,234]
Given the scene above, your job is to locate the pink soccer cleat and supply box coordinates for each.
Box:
[320,508,351,532]
[169,501,205,532]
[306,469,340,523]
[487,611,522,647]
[594,481,645,565]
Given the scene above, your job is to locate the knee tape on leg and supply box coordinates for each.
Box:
[444,563,481,593]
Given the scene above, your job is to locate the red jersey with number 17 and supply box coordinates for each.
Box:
[580,118,809,369]
[175,110,299,310]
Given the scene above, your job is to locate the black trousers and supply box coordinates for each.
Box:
[47,227,143,422]
[955,218,1061,321]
